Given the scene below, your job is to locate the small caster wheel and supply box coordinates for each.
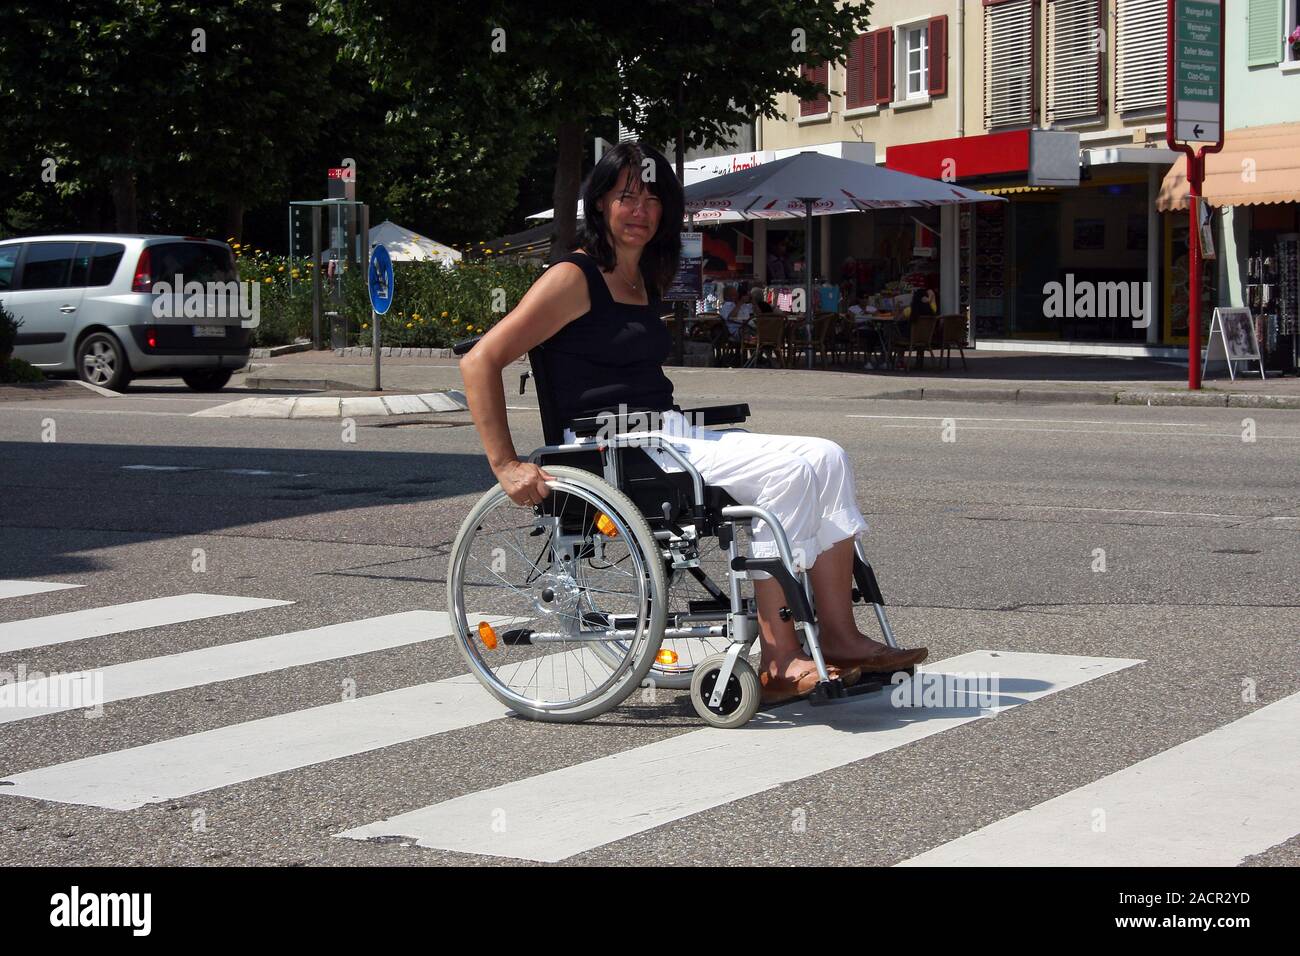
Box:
[690,653,761,729]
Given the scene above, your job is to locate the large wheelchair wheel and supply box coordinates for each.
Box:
[448,464,668,723]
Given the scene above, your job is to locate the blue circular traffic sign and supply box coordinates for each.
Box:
[368,244,395,315]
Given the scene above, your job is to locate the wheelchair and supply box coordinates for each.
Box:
[448,334,903,728]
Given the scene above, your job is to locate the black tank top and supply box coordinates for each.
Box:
[544,250,675,426]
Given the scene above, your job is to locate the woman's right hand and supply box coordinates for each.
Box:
[495,459,556,507]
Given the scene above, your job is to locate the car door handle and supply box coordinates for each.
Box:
[59,305,78,313]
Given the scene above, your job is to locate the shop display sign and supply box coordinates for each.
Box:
[1202,307,1265,381]
[664,231,704,301]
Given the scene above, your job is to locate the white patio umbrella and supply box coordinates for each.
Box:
[368,220,461,265]
[682,151,1006,368]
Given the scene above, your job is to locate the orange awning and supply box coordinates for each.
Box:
[1158,122,1300,211]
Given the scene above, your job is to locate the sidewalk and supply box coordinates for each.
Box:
[238,348,1300,410]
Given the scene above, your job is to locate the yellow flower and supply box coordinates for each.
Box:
[263,277,273,283]
[232,242,242,249]
[405,322,413,329]
[484,249,493,255]
[440,310,448,318]
[362,322,369,329]
[277,265,285,272]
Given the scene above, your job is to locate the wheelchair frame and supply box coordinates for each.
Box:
[450,333,900,725]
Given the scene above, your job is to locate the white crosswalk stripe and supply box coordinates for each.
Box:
[0,593,291,655]
[0,649,592,811]
[336,651,1142,862]
[4,585,1292,866]
[897,691,1300,867]
[0,580,83,600]
[0,610,506,725]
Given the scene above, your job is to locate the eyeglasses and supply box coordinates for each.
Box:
[614,193,661,212]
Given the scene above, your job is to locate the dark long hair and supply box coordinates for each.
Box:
[574,141,683,297]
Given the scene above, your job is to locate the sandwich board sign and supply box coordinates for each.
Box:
[1201,307,1265,381]
[1168,0,1224,146]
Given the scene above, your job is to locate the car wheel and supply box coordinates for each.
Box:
[181,369,233,392]
[77,332,132,392]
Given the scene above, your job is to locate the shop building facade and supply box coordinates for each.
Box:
[758,0,1206,357]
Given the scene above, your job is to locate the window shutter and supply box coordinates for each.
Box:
[1247,0,1282,66]
[1115,0,1167,113]
[928,16,948,95]
[984,0,1035,128]
[847,34,869,109]
[799,61,830,116]
[873,28,893,104]
[1046,0,1103,122]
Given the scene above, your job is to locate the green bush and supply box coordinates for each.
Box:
[230,243,542,349]
[0,300,21,358]
[0,357,44,383]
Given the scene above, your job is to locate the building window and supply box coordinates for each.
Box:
[1287,0,1300,63]
[1046,0,1104,123]
[984,0,1036,128]
[902,25,929,98]
[1115,0,1167,113]
[798,61,830,117]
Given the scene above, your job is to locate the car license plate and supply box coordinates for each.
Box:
[193,325,226,337]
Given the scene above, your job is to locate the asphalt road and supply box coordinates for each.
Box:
[0,371,1296,866]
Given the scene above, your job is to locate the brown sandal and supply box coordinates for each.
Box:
[760,663,845,706]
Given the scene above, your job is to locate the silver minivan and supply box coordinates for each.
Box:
[0,234,251,391]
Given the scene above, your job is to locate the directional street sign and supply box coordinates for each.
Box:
[1168,0,1223,145]
[368,244,394,315]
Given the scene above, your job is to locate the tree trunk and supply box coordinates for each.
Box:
[224,198,245,244]
[110,170,138,233]
[548,119,585,264]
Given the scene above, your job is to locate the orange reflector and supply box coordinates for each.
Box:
[656,648,679,665]
[477,620,498,650]
[595,512,619,537]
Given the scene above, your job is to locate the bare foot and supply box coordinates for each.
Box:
[763,654,838,683]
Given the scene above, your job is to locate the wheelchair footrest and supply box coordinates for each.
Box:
[846,679,886,696]
[807,677,849,706]
[856,666,915,684]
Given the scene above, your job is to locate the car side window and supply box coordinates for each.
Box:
[0,245,20,291]
[71,242,93,287]
[88,242,126,287]
[19,242,77,291]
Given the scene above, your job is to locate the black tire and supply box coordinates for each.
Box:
[76,332,132,392]
[690,653,762,729]
[181,369,233,392]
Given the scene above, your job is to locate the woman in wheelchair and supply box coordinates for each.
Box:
[457,141,926,721]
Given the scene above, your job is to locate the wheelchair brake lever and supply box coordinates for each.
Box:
[519,370,531,395]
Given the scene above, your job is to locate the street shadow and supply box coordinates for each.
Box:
[0,441,499,577]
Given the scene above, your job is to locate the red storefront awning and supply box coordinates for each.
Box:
[886,130,1031,180]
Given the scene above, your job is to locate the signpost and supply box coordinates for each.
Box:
[1166,0,1225,390]
[368,244,394,391]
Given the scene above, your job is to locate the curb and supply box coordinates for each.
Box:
[333,346,456,358]
[852,386,1300,409]
[248,341,312,359]
[191,389,468,419]
[243,376,371,392]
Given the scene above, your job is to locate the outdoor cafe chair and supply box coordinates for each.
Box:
[937,314,969,370]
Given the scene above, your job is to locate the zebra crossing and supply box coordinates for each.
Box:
[1,578,1295,865]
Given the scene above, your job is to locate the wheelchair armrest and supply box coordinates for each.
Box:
[566,410,652,437]
[676,403,750,426]
[451,335,483,356]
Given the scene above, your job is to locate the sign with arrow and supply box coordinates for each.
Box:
[1168,0,1224,146]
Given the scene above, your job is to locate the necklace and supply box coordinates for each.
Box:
[616,267,641,293]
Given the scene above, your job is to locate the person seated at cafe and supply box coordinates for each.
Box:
[847,293,873,327]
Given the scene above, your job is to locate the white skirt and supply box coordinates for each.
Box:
[565,410,869,578]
